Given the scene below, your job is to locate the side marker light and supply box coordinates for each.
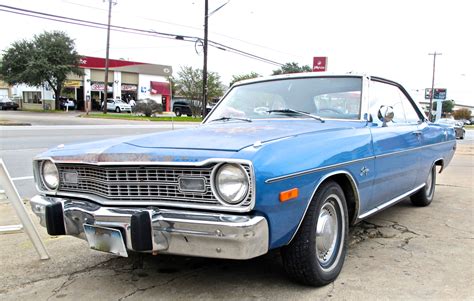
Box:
[280,188,299,202]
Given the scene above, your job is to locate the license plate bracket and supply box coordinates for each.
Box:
[83,224,128,257]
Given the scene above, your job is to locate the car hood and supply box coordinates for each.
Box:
[124,120,353,151]
[40,120,365,163]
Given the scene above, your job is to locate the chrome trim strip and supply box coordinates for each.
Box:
[265,156,374,183]
[357,183,425,221]
[34,157,253,167]
[374,140,454,159]
[265,140,454,184]
[33,158,256,213]
[287,170,361,244]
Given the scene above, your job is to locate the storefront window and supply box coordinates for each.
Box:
[23,91,42,104]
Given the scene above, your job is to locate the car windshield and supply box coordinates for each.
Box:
[206,76,362,122]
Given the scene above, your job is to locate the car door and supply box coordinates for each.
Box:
[107,99,114,111]
[367,79,422,208]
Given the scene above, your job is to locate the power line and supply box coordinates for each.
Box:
[61,0,301,58]
[0,4,283,66]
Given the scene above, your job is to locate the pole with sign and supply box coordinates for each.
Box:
[313,57,328,72]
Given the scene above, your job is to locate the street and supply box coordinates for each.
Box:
[0,113,473,300]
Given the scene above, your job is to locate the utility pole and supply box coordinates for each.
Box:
[103,0,116,114]
[202,0,209,118]
[428,51,442,121]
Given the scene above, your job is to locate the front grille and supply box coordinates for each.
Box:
[56,163,253,208]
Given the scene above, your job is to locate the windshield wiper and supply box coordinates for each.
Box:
[208,116,252,123]
[267,109,325,123]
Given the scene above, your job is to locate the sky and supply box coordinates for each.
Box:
[0,0,472,106]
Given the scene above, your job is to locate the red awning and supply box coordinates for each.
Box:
[150,81,170,96]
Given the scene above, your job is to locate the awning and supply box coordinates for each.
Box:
[150,81,170,96]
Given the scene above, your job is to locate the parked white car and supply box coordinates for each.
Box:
[101,99,132,113]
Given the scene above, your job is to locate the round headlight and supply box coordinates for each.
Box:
[42,161,59,190]
[214,164,249,205]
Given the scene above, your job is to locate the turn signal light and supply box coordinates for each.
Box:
[279,188,299,202]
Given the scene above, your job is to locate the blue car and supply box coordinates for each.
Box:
[30,73,456,286]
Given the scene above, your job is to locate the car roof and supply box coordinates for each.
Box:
[230,72,402,87]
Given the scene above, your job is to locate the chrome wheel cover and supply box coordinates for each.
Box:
[316,198,340,267]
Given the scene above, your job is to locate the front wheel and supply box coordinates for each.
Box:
[411,165,436,206]
[174,108,182,117]
[115,107,121,113]
[281,181,348,286]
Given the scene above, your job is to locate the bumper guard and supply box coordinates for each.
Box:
[30,195,269,260]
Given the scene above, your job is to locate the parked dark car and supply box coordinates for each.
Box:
[436,118,465,139]
[0,97,19,110]
[172,100,193,117]
[172,100,213,117]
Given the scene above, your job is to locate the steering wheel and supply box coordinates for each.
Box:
[318,108,345,115]
[253,106,269,115]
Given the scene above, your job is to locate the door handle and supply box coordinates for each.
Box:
[412,130,422,136]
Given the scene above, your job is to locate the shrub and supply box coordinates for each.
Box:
[134,99,163,117]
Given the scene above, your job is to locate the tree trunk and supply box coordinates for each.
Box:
[55,83,62,110]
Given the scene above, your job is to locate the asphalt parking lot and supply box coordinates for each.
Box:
[0,116,473,300]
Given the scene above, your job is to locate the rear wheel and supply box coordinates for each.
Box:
[281,181,348,286]
[411,165,436,206]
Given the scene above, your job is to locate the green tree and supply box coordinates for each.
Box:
[175,66,224,116]
[229,72,261,86]
[0,31,83,108]
[432,99,455,114]
[272,62,312,75]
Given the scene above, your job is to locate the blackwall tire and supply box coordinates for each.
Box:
[411,165,436,207]
[115,107,121,113]
[175,108,182,117]
[281,180,348,286]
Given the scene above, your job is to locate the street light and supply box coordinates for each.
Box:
[202,0,230,118]
[428,51,442,121]
[103,0,117,114]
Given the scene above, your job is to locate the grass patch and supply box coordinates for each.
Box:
[81,113,202,122]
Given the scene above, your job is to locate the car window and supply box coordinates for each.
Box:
[369,81,407,125]
[398,90,420,123]
[208,77,362,121]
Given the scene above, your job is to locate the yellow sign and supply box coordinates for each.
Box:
[64,80,81,88]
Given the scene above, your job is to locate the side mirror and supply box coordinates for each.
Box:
[377,105,394,126]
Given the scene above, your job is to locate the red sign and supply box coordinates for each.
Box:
[79,56,145,69]
[150,81,170,96]
[313,57,328,72]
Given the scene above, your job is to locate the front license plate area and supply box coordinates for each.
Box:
[83,224,128,257]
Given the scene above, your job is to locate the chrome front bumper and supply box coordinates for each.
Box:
[30,195,269,260]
